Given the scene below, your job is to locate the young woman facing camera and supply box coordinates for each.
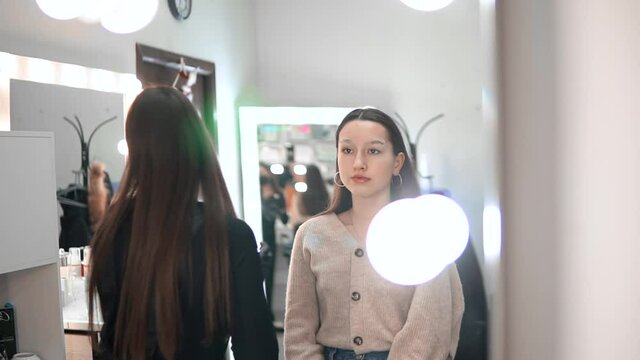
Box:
[284,108,464,360]
[88,86,278,360]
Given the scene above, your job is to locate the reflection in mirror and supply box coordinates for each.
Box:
[0,50,141,345]
[11,79,125,252]
[10,80,125,194]
[240,107,351,326]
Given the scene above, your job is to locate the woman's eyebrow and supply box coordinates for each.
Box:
[339,139,386,145]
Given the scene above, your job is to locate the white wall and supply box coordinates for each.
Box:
[255,0,485,265]
[0,0,258,210]
[499,0,640,358]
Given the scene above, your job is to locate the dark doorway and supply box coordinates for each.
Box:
[135,43,218,146]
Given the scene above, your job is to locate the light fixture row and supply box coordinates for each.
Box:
[35,0,159,34]
[35,0,453,35]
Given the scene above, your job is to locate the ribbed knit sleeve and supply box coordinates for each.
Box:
[387,264,465,360]
[284,221,324,360]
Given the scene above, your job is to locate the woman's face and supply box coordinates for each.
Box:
[337,120,404,200]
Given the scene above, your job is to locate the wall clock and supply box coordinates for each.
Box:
[169,0,192,20]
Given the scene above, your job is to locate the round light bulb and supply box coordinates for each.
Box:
[117,139,128,156]
[367,194,469,285]
[36,0,87,20]
[399,0,455,12]
[294,182,308,193]
[293,164,307,175]
[270,163,284,175]
[100,0,158,34]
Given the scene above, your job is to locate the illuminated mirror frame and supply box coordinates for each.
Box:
[0,51,142,131]
[239,106,352,246]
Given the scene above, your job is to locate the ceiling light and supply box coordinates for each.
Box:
[36,0,87,20]
[100,0,158,34]
[399,0,454,12]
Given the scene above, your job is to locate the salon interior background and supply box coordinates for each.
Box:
[0,0,489,288]
[3,0,639,359]
[0,0,493,355]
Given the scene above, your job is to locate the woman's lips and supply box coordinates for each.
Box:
[351,175,370,183]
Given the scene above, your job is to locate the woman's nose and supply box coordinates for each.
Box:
[354,152,366,169]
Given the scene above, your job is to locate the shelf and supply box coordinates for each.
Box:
[0,132,66,359]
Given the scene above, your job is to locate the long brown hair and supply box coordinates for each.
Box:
[88,86,235,359]
[324,108,420,215]
[298,164,330,216]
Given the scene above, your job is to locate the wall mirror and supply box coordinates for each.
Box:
[0,50,140,335]
[239,106,352,325]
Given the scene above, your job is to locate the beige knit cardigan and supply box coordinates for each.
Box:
[284,213,465,360]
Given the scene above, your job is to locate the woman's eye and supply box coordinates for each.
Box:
[369,148,381,155]
[341,148,352,154]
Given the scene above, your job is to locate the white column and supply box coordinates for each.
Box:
[498,0,640,359]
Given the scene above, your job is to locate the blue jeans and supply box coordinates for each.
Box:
[323,347,389,360]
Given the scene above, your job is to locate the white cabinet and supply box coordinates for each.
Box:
[0,131,66,359]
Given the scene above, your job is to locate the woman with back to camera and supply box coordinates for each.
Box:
[284,108,464,360]
[88,86,278,360]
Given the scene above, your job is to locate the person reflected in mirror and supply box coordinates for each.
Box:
[286,164,330,260]
[88,86,278,360]
[284,108,464,360]
[87,161,112,233]
[259,162,289,310]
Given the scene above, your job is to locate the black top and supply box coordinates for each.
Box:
[96,204,279,359]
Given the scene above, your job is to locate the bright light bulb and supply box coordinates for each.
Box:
[101,0,158,34]
[293,164,307,175]
[117,139,128,156]
[36,0,87,20]
[294,182,308,193]
[367,194,469,285]
[270,164,284,175]
[399,0,455,12]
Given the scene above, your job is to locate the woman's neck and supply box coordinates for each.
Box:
[346,192,391,242]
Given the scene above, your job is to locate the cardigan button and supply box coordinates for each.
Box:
[353,336,363,346]
[351,292,361,301]
[354,248,364,257]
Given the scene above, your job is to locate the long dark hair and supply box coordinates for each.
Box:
[298,164,330,216]
[88,86,235,359]
[324,108,420,215]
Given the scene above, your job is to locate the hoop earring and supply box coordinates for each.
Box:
[394,173,403,186]
[334,172,346,188]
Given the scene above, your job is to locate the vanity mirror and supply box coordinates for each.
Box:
[0,50,140,340]
[239,106,351,325]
